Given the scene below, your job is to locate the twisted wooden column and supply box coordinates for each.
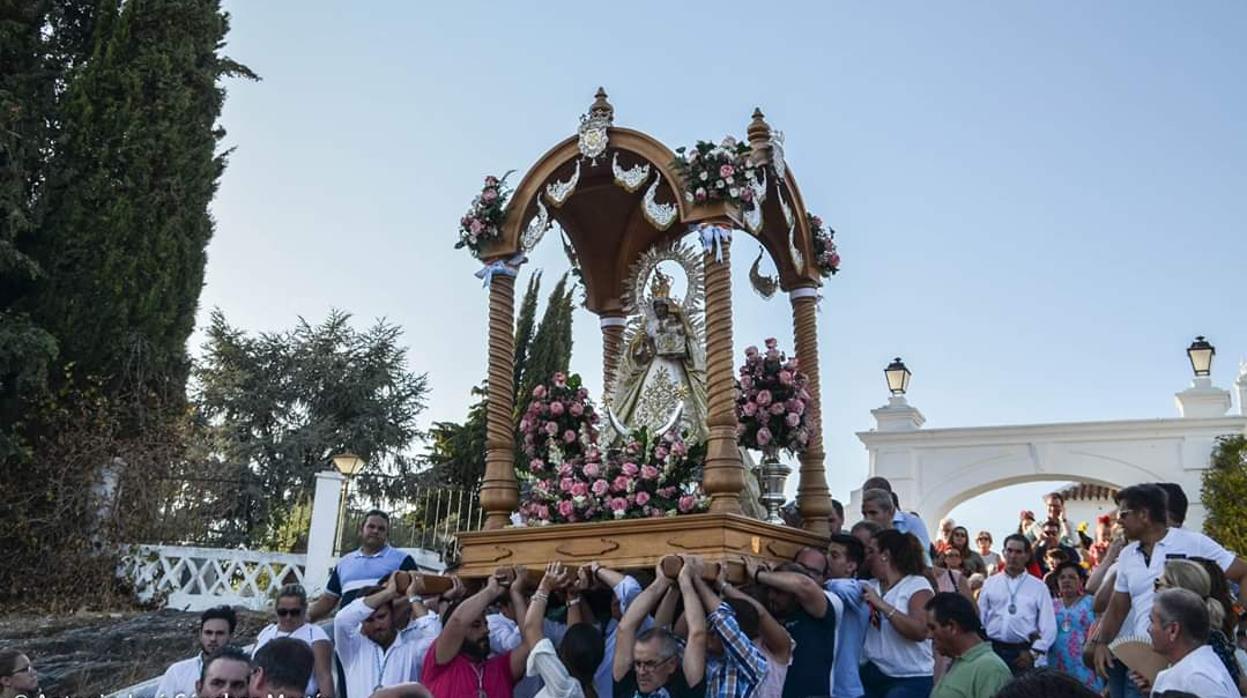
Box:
[480,273,518,529]
[702,233,745,514]
[790,286,832,536]
[600,314,627,402]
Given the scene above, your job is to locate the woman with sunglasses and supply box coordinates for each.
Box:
[254,584,334,698]
[0,651,38,698]
[946,527,987,577]
[1153,559,1247,695]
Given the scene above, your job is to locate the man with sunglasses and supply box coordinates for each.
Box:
[156,606,237,698]
[1091,484,1247,698]
[613,556,707,698]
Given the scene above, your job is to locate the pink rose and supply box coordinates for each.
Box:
[610,497,629,512]
[560,478,574,492]
[482,188,498,203]
[545,421,559,436]
[757,427,773,446]
[671,441,686,456]
[484,175,499,186]
[621,462,639,477]
[641,465,660,480]
[558,462,573,476]
[756,390,773,407]
[789,357,801,370]
[536,504,550,520]
[660,487,677,498]
[569,402,584,417]
[530,458,544,471]
[678,495,696,513]
[786,412,801,428]
[550,401,565,416]
[719,164,735,178]
[636,491,651,506]
[654,447,668,460]
[469,219,483,234]
[778,370,793,386]
[558,500,575,518]
[532,385,546,399]
[769,402,786,416]
[583,462,600,478]
[740,375,753,390]
[612,475,630,493]
[553,372,567,387]
[577,388,588,400]
[796,428,809,445]
[651,507,664,518]
[740,187,753,202]
[571,482,589,497]
[592,479,610,496]
[563,429,577,443]
[742,401,758,417]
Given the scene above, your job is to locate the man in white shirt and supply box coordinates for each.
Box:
[1146,588,1238,698]
[977,534,1056,676]
[334,575,429,698]
[193,647,250,698]
[155,606,236,698]
[1092,484,1247,687]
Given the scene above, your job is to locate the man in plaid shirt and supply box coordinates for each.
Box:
[685,557,770,698]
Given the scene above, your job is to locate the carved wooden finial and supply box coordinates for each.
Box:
[589,86,614,124]
[748,107,772,164]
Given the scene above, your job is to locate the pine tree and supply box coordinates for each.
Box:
[21,0,255,417]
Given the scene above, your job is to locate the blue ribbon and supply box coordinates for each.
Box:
[698,224,733,263]
[475,253,527,288]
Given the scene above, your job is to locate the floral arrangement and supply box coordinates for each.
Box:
[455,171,513,257]
[807,212,840,277]
[735,338,811,457]
[517,372,708,525]
[671,137,761,210]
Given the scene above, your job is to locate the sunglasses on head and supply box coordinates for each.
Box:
[276,607,304,617]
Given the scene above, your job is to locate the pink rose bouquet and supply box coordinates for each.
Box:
[736,337,811,457]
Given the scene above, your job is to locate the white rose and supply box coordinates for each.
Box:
[716,181,725,189]
[700,171,708,181]
[728,187,739,197]
[725,176,734,185]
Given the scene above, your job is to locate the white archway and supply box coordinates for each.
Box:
[850,411,1247,533]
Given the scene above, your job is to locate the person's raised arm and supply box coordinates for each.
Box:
[862,583,931,642]
[1086,539,1123,595]
[700,564,768,684]
[654,585,679,629]
[311,639,335,698]
[725,577,792,664]
[613,557,675,681]
[746,557,828,618]
[524,562,571,650]
[506,565,537,682]
[678,557,707,687]
[436,571,505,665]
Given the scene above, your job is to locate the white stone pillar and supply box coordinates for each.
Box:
[1236,361,1247,416]
[306,470,345,595]
[871,396,926,431]
[1174,377,1231,418]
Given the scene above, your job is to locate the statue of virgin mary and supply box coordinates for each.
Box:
[609,269,709,443]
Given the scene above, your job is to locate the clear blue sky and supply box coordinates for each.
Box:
[204,2,1247,540]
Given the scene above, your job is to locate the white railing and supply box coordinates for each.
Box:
[118,543,447,612]
[119,544,308,611]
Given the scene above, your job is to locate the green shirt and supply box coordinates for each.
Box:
[931,641,1013,698]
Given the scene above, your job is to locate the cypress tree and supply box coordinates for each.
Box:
[518,274,574,402]
[22,0,255,416]
[512,272,541,391]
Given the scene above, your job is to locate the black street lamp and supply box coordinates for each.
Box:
[885,357,911,396]
[1186,336,1215,378]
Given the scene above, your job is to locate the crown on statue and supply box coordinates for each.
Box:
[650,269,673,300]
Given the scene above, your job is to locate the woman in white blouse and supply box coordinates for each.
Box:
[860,529,935,698]
[253,584,334,698]
[524,561,606,698]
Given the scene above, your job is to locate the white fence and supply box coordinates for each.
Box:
[119,544,308,611]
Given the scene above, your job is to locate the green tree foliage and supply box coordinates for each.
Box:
[192,310,429,548]
[1202,434,1247,554]
[422,273,576,490]
[20,0,255,417]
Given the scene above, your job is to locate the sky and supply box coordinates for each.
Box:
[203,1,1247,542]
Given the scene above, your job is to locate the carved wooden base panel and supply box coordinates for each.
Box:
[455,513,827,578]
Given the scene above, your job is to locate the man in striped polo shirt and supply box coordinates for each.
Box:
[309,509,418,621]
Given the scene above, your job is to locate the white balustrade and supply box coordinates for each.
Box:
[119,544,308,612]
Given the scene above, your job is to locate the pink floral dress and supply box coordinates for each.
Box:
[1051,595,1104,691]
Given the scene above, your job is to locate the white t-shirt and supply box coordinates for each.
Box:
[863,575,934,677]
[1114,527,1235,637]
[153,656,202,698]
[525,637,584,698]
[252,622,331,697]
[334,598,426,698]
[1152,644,1239,698]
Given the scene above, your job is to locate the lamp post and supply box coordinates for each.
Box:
[885,358,911,396]
[331,452,365,554]
[1186,336,1215,378]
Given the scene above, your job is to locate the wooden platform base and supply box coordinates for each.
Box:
[455,513,828,578]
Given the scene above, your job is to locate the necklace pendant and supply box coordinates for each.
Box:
[1008,603,1017,614]
[478,690,488,698]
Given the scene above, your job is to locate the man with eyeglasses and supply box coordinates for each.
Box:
[0,650,40,698]
[156,606,237,698]
[613,556,707,698]
[1091,484,1247,698]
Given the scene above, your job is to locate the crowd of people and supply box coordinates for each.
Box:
[5,480,1247,698]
